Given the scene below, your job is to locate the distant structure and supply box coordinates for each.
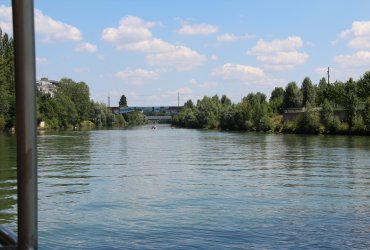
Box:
[36,77,59,97]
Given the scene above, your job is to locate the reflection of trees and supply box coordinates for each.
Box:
[0,134,17,226]
[38,131,92,195]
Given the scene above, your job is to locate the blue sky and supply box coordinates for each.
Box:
[1,0,370,106]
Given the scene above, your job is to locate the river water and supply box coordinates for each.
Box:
[1,125,370,249]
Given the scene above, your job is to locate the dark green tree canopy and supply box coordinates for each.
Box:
[119,94,127,107]
[283,82,302,109]
[301,77,315,107]
[357,70,370,100]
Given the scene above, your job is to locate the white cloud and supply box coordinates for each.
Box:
[34,9,82,42]
[0,5,82,42]
[334,50,370,69]
[339,21,370,49]
[0,5,12,33]
[75,42,97,53]
[248,36,309,71]
[102,15,155,44]
[102,15,207,71]
[36,57,48,64]
[217,33,238,42]
[212,63,265,82]
[115,68,160,85]
[211,54,218,61]
[119,38,173,53]
[178,23,218,36]
[146,46,207,71]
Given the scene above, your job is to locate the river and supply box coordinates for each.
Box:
[1,125,370,249]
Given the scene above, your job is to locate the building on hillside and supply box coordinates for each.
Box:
[36,77,59,97]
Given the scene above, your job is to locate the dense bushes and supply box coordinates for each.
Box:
[173,71,370,135]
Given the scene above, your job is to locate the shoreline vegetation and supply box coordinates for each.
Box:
[172,74,370,135]
[0,28,146,132]
[1,29,369,135]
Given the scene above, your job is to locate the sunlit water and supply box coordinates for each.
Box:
[1,125,370,249]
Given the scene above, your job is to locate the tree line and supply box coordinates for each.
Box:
[173,73,370,135]
[0,29,146,131]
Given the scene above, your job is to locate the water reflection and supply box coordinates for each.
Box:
[0,134,17,228]
[37,131,92,234]
[0,127,370,249]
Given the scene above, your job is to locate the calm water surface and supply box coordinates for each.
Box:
[1,125,370,249]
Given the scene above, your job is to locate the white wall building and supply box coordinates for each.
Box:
[36,77,59,97]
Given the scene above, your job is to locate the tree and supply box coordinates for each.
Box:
[283,82,302,109]
[296,102,321,134]
[315,77,327,106]
[119,95,127,107]
[344,78,358,129]
[357,70,370,100]
[221,94,232,107]
[58,78,91,123]
[363,98,370,131]
[269,87,284,114]
[301,77,315,107]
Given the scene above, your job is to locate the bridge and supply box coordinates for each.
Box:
[118,106,182,115]
[109,106,182,124]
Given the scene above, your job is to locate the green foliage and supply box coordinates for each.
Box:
[296,103,321,134]
[363,98,370,131]
[89,101,114,128]
[114,114,127,127]
[301,77,315,107]
[0,116,5,131]
[357,70,370,100]
[344,78,358,128]
[125,111,146,126]
[269,87,284,114]
[283,82,302,109]
[119,94,127,107]
[315,77,327,106]
[320,99,334,132]
[196,95,221,129]
[58,78,91,122]
[0,28,15,130]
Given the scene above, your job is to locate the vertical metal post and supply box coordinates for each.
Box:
[12,0,38,249]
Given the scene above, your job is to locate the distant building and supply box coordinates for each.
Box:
[36,77,59,97]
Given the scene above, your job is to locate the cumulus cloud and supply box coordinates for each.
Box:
[102,15,155,44]
[212,63,265,82]
[334,51,370,69]
[36,57,48,64]
[339,21,370,49]
[0,5,82,42]
[178,23,218,36]
[217,33,238,42]
[0,5,12,33]
[75,42,97,53]
[146,46,206,71]
[34,9,82,42]
[115,68,160,85]
[103,16,207,71]
[248,36,309,71]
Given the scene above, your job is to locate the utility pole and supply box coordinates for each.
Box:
[108,95,110,107]
[327,67,330,85]
[178,92,179,107]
